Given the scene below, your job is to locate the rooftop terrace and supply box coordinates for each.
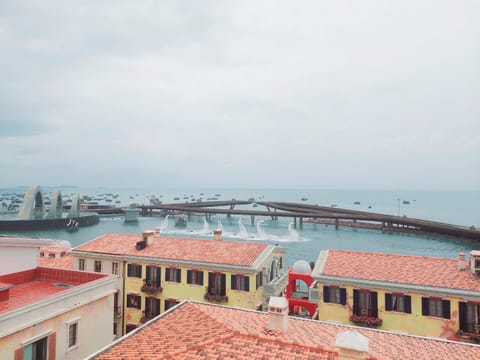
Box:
[0,267,106,314]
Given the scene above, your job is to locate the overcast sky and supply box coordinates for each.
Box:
[0,1,479,190]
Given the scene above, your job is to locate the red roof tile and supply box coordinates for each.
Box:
[73,234,269,267]
[319,250,480,291]
[39,246,74,270]
[93,301,480,360]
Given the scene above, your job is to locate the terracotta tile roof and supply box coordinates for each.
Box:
[318,250,480,292]
[93,301,480,360]
[39,246,74,270]
[73,234,269,267]
[0,267,106,314]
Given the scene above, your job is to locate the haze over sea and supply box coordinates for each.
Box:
[1,187,479,268]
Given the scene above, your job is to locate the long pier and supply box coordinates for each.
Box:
[137,200,480,241]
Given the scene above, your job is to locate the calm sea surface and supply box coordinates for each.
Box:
[1,187,479,268]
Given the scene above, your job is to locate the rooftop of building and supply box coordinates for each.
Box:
[313,249,480,292]
[72,232,272,267]
[91,300,480,360]
[38,245,74,270]
[0,267,107,314]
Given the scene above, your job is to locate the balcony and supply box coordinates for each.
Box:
[349,314,382,328]
[204,289,228,303]
[141,279,162,295]
[264,271,288,298]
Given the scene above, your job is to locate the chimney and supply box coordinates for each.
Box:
[335,331,368,360]
[267,296,289,333]
[142,230,155,247]
[213,229,222,241]
[458,252,467,271]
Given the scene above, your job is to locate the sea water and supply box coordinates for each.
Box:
[1,187,479,268]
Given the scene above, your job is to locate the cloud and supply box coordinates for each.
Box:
[0,0,479,189]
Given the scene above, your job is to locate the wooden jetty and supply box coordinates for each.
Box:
[137,200,480,242]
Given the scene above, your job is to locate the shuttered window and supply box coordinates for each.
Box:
[422,297,450,319]
[146,266,161,287]
[323,286,347,305]
[353,289,378,318]
[166,268,181,283]
[208,272,226,296]
[231,274,250,291]
[187,270,204,285]
[126,293,141,309]
[127,264,142,278]
[385,293,411,314]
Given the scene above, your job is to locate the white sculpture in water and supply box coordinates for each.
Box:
[16,186,45,220]
[16,186,77,220]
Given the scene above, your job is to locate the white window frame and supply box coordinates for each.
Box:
[21,330,52,360]
[66,317,80,352]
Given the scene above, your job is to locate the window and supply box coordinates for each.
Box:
[127,263,142,278]
[385,293,411,313]
[78,258,85,271]
[459,302,480,332]
[127,293,141,309]
[256,271,263,289]
[166,268,181,283]
[94,260,102,273]
[353,289,378,318]
[187,269,204,285]
[112,262,119,275]
[22,335,50,360]
[323,286,347,305]
[113,323,118,336]
[208,272,226,296]
[145,297,161,319]
[231,274,250,291]
[422,297,450,319]
[68,321,78,349]
[165,299,180,311]
[145,266,161,287]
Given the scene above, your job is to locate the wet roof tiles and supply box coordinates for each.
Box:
[318,249,480,292]
[93,301,480,360]
[73,233,270,267]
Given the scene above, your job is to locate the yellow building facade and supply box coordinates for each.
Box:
[310,249,480,341]
[71,230,288,335]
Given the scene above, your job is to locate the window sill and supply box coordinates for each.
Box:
[67,344,79,352]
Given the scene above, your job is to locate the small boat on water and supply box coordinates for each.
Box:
[175,216,187,228]
[66,219,79,232]
[301,197,308,201]
[354,201,361,205]
[403,200,410,205]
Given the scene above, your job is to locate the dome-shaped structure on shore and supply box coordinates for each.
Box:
[292,259,311,274]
